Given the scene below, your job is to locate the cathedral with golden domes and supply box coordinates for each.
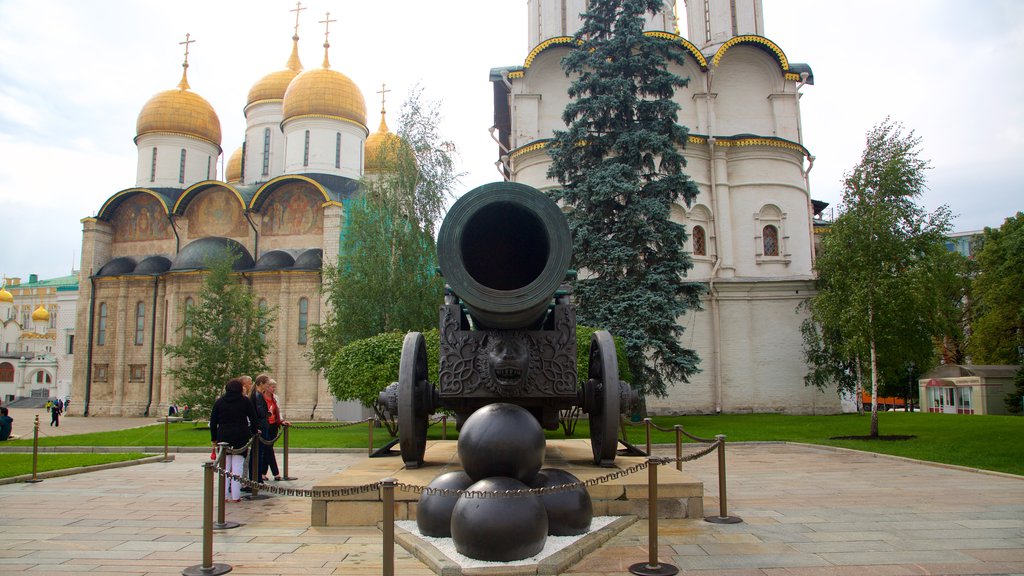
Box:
[70,8,396,418]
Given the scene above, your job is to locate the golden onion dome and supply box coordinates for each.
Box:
[32,305,49,322]
[246,37,303,108]
[282,50,366,128]
[136,69,222,147]
[364,113,408,173]
[0,287,12,303]
[225,146,243,183]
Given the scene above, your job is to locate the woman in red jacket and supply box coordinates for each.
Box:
[263,379,288,481]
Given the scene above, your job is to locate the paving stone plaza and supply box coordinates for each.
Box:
[0,411,1022,575]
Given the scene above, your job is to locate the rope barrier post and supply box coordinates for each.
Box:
[442,415,447,440]
[182,462,232,576]
[26,415,42,483]
[368,417,374,457]
[281,424,296,480]
[674,426,683,472]
[704,435,742,524]
[245,434,269,501]
[629,459,678,576]
[644,417,652,456]
[214,443,240,530]
[382,478,396,576]
[164,416,171,462]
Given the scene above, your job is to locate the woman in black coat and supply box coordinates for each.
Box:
[209,378,257,501]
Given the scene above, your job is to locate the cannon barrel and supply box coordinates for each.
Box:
[437,182,571,330]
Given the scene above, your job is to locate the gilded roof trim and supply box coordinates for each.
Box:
[280,114,369,134]
[172,181,247,215]
[250,174,331,210]
[712,35,789,72]
[643,31,708,69]
[509,134,810,161]
[134,130,223,152]
[97,188,172,220]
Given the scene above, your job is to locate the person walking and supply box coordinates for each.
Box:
[209,378,258,502]
[50,398,61,427]
[264,378,288,480]
[0,407,12,441]
[251,375,272,482]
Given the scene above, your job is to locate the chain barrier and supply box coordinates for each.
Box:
[256,427,282,446]
[286,418,374,430]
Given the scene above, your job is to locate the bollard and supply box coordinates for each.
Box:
[280,424,296,480]
[246,433,269,501]
[214,443,240,530]
[164,416,170,462]
[26,415,42,483]
[674,426,683,472]
[442,415,448,440]
[629,459,678,576]
[704,435,742,524]
[382,478,396,576]
[368,417,374,457]
[643,417,652,456]
[182,462,232,576]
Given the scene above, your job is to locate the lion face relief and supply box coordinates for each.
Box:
[477,332,530,396]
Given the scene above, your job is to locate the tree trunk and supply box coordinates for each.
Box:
[855,356,864,416]
[869,337,879,437]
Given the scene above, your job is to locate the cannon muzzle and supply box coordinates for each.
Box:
[437,182,572,330]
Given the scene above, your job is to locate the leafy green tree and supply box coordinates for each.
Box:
[165,251,275,419]
[308,86,460,373]
[970,212,1024,365]
[326,329,441,409]
[806,119,954,436]
[546,0,703,398]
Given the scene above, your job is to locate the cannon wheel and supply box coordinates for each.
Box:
[587,330,621,467]
[398,332,431,469]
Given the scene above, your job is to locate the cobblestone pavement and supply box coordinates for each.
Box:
[0,440,1021,575]
[3,407,155,438]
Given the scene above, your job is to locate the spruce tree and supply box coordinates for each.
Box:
[165,250,274,418]
[547,0,702,397]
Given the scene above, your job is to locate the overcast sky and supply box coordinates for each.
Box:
[1,0,1021,281]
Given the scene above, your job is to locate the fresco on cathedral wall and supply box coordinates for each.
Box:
[112,194,173,242]
[186,188,248,237]
[260,187,323,237]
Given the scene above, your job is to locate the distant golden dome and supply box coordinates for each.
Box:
[282,67,367,127]
[364,113,410,173]
[32,305,49,322]
[247,39,303,108]
[0,288,12,303]
[136,72,222,147]
[225,146,243,183]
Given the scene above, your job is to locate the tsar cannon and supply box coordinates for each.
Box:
[377,181,636,468]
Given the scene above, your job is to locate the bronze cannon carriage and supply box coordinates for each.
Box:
[377,182,636,468]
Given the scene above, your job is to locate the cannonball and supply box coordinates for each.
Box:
[530,468,593,535]
[416,471,474,537]
[451,476,548,562]
[457,403,545,483]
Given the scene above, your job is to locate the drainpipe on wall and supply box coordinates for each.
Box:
[143,275,159,417]
[707,135,724,414]
[803,155,816,264]
[83,276,97,416]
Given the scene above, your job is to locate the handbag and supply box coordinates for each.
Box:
[210,448,217,460]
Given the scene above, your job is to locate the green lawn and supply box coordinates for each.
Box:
[0,453,150,479]
[3,412,1021,476]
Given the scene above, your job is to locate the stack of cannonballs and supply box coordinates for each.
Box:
[416,403,594,562]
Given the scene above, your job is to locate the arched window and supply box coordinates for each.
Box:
[150,147,158,182]
[298,297,308,345]
[762,225,779,256]
[135,302,146,345]
[49,307,56,329]
[692,225,707,256]
[184,297,194,339]
[303,130,310,167]
[97,303,108,346]
[179,149,187,184]
[262,128,271,176]
[206,156,212,180]
[335,132,342,168]
[0,362,13,382]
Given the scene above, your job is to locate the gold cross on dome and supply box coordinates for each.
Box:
[179,32,195,67]
[319,12,336,45]
[377,83,391,114]
[290,1,305,38]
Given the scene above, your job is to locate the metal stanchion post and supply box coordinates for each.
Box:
[164,416,170,462]
[382,478,396,576]
[26,415,42,483]
[629,459,678,576]
[182,462,232,576]
[281,424,296,480]
[704,435,742,524]
[246,434,269,501]
[674,426,683,472]
[442,415,447,440]
[214,443,240,530]
[368,417,374,457]
[644,417,652,456]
